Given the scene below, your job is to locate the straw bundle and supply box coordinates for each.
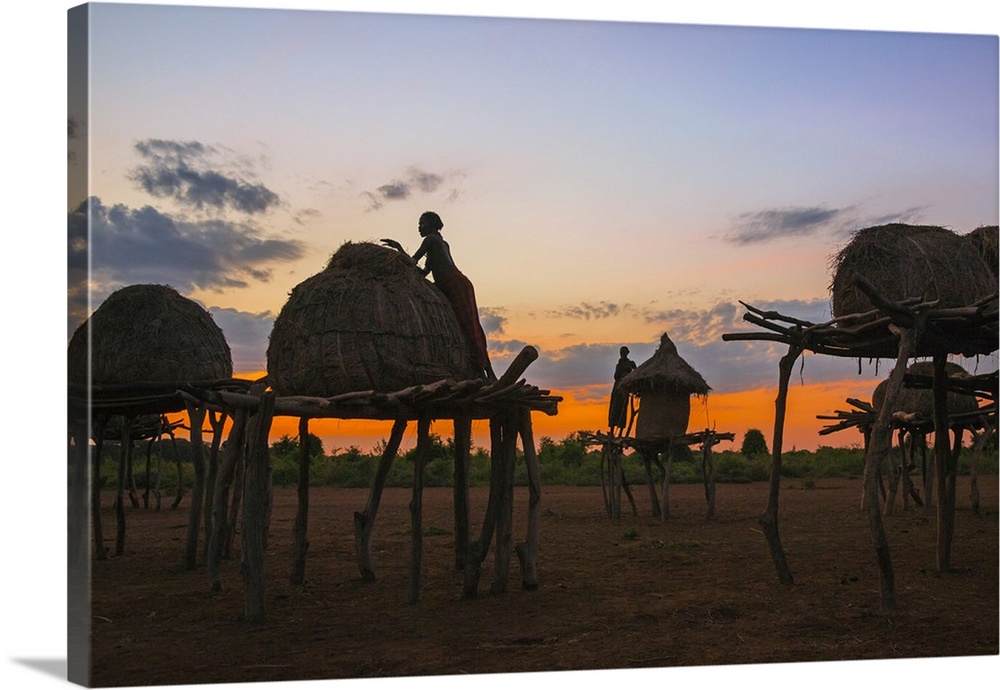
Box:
[871,361,980,420]
[266,241,476,396]
[964,225,998,279]
[67,284,233,385]
[829,223,994,319]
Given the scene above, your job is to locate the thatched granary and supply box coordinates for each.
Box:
[963,224,998,279]
[829,223,994,321]
[67,283,233,387]
[619,332,710,440]
[871,360,980,422]
[266,241,477,397]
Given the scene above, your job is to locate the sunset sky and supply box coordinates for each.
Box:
[66,1,999,454]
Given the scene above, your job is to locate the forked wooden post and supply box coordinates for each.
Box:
[354,418,407,581]
[515,407,541,590]
[453,415,472,571]
[209,406,247,591]
[760,343,802,586]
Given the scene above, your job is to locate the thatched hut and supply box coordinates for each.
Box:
[619,332,710,440]
[829,223,994,322]
[67,283,233,386]
[266,241,477,397]
[963,224,998,279]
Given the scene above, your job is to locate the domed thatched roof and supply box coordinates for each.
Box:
[829,223,994,319]
[619,333,710,397]
[67,284,233,386]
[871,361,980,420]
[964,225,998,279]
[266,241,477,397]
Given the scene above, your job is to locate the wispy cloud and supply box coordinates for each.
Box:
[129,138,281,214]
[362,166,462,210]
[545,301,632,321]
[725,205,853,245]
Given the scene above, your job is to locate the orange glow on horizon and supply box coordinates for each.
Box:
[165,371,881,455]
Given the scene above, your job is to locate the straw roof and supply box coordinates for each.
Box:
[619,332,710,397]
[964,225,998,279]
[266,241,476,397]
[67,284,233,386]
[871,361,980,420]
[829,223,994,319]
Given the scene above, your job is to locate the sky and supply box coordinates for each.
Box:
[63,1,999,455]
[3,3,999,690]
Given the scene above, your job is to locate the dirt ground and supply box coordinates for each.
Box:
[86,475,998,687]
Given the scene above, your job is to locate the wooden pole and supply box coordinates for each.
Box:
[933,354,954,572]
[115,416,131,556]
[453,415,472,571]
[353,418,407,581]
[91,417,108,561]
[761,343,802,586]
[407,417,432,605]
[184,402,207,570]
[515,407,541,590]
[242,390,276,623]
[209,407,247,591]
[491,409,518,595]
[660,440,674,521]
[464,416,503,598]
[703,434,717,520]
[290,416,311,586]
[202,411,225,563]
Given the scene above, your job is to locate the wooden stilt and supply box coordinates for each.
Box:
[703,435,717,520]
[453,415,472,571]
[115,416,132,556]
[761,344,802,586]
[291,416,311,586]
[242,390,276,623]
[184,402,207,570]
[464,416,504,599]
[354,418,407,581]
[491,409,518,595]
[407,417,433,605]
[660,440,674,521]
[203,411,226,563]
[209,407,247,591]
[515,407,541,591]
[92,417,108,561]
[933,354,955,573]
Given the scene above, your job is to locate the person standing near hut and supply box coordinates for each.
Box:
[382,212,496,380]
[608,346,637,434]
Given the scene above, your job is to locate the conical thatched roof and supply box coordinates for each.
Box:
[619,332,710,397]
[964,225,998,279]
[67,284,233,385]
[829,223,994,319]
[266,241,476,397]
[871,361,980,420]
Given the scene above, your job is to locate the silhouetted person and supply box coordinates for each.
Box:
[382,211,496,381]
[608,345,636,433]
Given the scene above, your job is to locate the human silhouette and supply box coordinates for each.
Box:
[382,212,496,381]
[608,346,636,433]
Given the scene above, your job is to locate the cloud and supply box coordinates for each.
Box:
[206,306,276,373]
[725,205,853,245]
[478,307,507,336]
[486,298,878,398]
[129,138,281,214]
[546,301,631,321]
[362,166,460,211]
[70,197,305,322]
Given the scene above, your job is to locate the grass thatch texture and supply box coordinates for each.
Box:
[67,284,233,385]
[964,225,998,279]
[620,332,710,396]
[266,241,475,396]
[829,223,995,319]
[871,361,980,419]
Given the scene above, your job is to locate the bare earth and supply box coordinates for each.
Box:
[88,476,999,687]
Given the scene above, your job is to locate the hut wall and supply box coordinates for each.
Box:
[635,392,690,440]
